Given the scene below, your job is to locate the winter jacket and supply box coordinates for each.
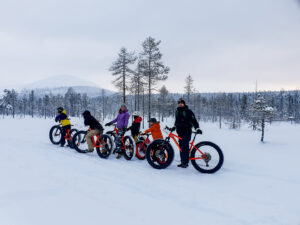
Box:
[55,110,71,127]
[145,122,163,140]
[109,109,130,129]
[83,112,104,131]
[129,116,142,136]
[175,105,199,136]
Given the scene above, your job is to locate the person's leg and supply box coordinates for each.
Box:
[60,126,68,146]
[86,130,100,151]
[133,134,137,143]
[179,133,191,166]
[116,129,125,153]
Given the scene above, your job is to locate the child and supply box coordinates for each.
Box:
[144,118,163,140]
[127,111,142,142]
[82,110,104,152]
[55,107,71,147]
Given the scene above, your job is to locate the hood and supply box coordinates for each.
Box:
[82,110,91,117]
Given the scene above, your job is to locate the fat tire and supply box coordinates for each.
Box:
[72,130,89,153]
[190,141,224,173]
[146,139,174,169]
[49,125,62,145]
[96,134,113,159]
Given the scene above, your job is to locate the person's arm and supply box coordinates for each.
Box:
[189,110,199,129]
[110,116,118,124]
[84,117,89,126]
[55,113,66,122]
[145,126,153,134]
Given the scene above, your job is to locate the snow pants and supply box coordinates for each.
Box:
[86,129,102,151]
[178,132,192,164]
[60,125,71,146]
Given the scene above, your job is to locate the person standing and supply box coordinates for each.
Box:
[174,98,202,168]
[105,105,130,159]
[82,110,104,152]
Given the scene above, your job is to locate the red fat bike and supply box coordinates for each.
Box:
[72,129,113,158]
[106,124,136,160]
[135,133,151,160]
[146,126,224,173]
[49,124,78,148]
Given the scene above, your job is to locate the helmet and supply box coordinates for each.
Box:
[57,107,64,113]
[132,111,140,117]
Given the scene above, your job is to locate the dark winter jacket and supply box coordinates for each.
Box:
[83,111,104,131]
[175,105,199,136]
[129,116,142,136]
[109,108,130,129]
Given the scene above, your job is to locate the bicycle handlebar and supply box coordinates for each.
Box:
[165,126,176,132]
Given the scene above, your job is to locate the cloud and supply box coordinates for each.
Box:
[0,0,300,92]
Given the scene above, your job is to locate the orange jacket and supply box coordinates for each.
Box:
[145,122,163,140]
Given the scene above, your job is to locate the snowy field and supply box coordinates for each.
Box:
[0,117,299,225]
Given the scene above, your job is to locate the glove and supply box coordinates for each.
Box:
[196,128,202,134]
[170,127,176,132]
[105,123,111,127]
[126,126,131,131]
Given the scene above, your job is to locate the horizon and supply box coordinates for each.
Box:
[2,73,299,96]
[1,0,300,93]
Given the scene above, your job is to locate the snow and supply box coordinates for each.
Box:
[0,117,299,225]
[264,106,274,112]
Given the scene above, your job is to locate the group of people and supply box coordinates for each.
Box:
[55,98,202,168]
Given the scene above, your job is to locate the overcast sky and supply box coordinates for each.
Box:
[0,0,300,93]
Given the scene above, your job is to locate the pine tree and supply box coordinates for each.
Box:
[158,85,169,122]
[184,75,194,103]
[109,47,137,104]
[251,95,276,142]
[29,90,35,118]
[139,37,169,121]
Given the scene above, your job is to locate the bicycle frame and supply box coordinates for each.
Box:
[87,128,105,148]
[167,132,207,160]
[107,125,127,150]
[54,125,72,141]
[137,134,151,148]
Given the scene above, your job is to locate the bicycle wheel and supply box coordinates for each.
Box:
[190,141,224,173]
[96,134,113,159]
[72,131,89,153]
[67,128,78,148]
[49,125,62,145]
[136,141,147,160]
[123,136,136,160]
[146,139,174,169]
[106,132,117,152]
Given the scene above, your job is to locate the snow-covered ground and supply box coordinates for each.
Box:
[0,117,299,225]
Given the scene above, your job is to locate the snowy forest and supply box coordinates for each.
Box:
[1,37,299,132]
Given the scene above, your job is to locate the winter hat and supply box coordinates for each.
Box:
[177,98,186,105]
[82,110,91,117]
